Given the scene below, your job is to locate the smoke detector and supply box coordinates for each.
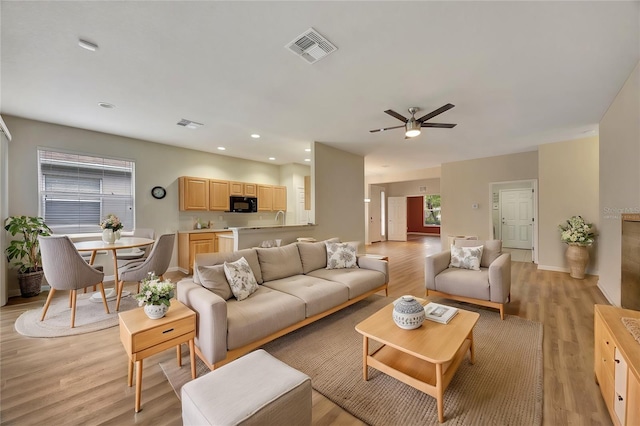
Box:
[285,28,337,64]
[177,119,203,130]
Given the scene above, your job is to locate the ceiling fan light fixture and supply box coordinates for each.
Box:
[405,120,421,138]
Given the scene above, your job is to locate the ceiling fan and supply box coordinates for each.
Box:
[370,104,457,138]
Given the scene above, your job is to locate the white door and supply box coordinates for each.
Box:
[388,197,407,241]
[296,187,309,224]
[500,189,533,249]
[369,185,382,242]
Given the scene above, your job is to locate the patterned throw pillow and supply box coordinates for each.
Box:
[223,257,259,301]
[325,241,358,269]
[450,245,484,271]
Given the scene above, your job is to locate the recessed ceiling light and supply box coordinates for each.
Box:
[177,119,203,129]
[251,134,260,139]
[78,39,98,51]
[98,102,115,109]
[217,147,226,151]
[304,158,311,162]
[268,157,276,161]
[304,148,311,152]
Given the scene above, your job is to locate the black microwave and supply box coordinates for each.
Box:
[229,196,258,213]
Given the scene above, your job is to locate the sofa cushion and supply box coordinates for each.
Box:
[263,275,349,317]
[197,265,233,300]
[325,241,358,269]
[195,248,263,284]
[308,268,386,299]
[226,286,306,350]
[224,257,259,301]
[297,238,339,274]
[256,243,304,282]
[435,267,491,301]
[450,245,483,271]
[455,239,502,268]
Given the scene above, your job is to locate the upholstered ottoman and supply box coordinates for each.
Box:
[181,349,312,425]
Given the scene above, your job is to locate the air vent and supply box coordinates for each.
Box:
[177,119,203,129]
[419,186,427,193]
[285,28,337,64]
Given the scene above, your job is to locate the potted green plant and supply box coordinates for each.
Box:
[4,216,52,297]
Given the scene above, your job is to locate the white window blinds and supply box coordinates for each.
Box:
[37,149,135,234]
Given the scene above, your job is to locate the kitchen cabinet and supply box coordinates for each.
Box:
[594,305,640,426]
[304,175,311,210]
[178,231,234,274]
[179,177,209,211]
[273,185,287,211]
[258,185,273,211]
[209,180,230,211]
[216,233,234,253]
[244,183,257,197]
[230,182,257,197]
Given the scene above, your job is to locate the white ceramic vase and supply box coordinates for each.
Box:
[144,304,168,320]
[114,230,122,241]
[102,229,116,244]
[393,295,426,329]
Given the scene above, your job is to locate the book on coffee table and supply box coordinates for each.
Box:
[424,302,459,324]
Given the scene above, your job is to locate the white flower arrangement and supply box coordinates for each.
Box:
[558,215,596,246]
[100,213,124,231]
[135,273,174,306]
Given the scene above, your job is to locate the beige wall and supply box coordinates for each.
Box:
[0,118,10,306]
[386,178,440,197]
[366,166,441,185]
[598,61,640,305]
[3,116,292,296]
[538,137,600,274]
[279,163,311,225]
[440,151,538,248]
[313,142,365,242]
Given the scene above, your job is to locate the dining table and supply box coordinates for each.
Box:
[74,237,155,300]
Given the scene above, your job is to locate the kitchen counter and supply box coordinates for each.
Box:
[178,228,231,234]
[230,224,317,250]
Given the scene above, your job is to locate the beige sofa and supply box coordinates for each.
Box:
[425,239,511,319]
[178,240,389,369]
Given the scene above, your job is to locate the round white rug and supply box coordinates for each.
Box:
[14,291,140,337]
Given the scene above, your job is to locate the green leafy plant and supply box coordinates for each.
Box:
[4,216,52,274]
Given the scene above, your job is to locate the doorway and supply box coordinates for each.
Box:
[369,185,383,243]
[388,196,407,241]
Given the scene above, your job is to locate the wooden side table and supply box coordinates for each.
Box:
[119,299,196,412]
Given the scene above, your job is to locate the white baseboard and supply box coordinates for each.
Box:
[596,280,618,306]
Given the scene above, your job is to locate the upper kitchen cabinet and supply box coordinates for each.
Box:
[230,181,257,197]
[179,177,209,211]
[209,180,230,211]
[257,185,273,211]
[273,186,287,211]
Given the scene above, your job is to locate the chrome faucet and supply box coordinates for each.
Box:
[275,210,285,226]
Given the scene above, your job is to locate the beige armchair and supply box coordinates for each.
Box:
[425,239,511,319]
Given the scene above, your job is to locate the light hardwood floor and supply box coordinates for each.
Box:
[0,235,612,425]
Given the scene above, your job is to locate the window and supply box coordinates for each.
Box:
[38,149,135,234]
[424,195,441,226]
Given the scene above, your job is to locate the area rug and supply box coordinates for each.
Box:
[161,296,543,425]
[14,292,139,337]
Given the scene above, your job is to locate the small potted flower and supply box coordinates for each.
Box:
[135,272,175,319]
[558,215,596,279]
[100,213,124,243]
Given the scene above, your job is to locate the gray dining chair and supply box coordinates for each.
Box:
[115,228,156,268]
[38,235,110,328]
[116,233,176,310]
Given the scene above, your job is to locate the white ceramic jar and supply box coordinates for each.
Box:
[392,295,426,329]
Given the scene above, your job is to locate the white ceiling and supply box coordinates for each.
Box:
[1,1,638,177]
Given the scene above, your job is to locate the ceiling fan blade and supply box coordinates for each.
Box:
[417,103,455,123]
[370,125,406,133]
[384,109,408,123]
[421,123,457,128]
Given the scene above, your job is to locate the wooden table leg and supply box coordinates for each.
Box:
[189,339,196,379]
[135,359,143,412]
[469,330,475,365]
[176,344,182,367]
[436,363,444,422]
[127,358,133,387]
[111,249,119,288]
[362,336,369,381]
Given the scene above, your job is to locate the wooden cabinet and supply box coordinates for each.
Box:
[244,183,257,197]
[216,233,234,253]
[179,177,209,211]
[230,181,257,197]
[594,305,640,426]
[273,185,287,211]
[209,180,230,211]
[258,185,273,211]
[178,231,235,273]
[304,175,311,210]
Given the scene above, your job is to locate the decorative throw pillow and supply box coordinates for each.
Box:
[449,245,484,271]
[223,257,259,301]
[325,241,358,269]
[197,265,233,300]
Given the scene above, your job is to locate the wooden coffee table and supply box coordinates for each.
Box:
[355,299,479,423]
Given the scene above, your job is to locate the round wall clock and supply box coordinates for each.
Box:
[151,186,166,199]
